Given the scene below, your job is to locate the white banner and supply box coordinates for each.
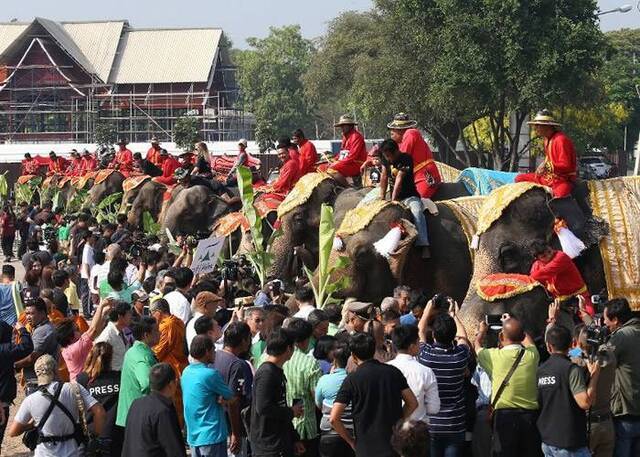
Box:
[190,236,225,275]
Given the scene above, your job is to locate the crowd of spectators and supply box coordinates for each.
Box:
[0,202,638,457]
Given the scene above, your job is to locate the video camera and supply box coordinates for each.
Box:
[584,319,611,365]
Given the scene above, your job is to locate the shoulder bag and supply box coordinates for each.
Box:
[21,382,64,451]
[487,348,525,422]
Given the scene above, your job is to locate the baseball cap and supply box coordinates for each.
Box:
[34,354,57,386]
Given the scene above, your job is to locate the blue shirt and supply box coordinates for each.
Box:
[418,342,471,435]
[0,283,17,326]
[315,368,348,408]
[181,362,234,446]
[400,312,417,326]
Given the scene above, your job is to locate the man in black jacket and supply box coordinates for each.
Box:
[537,326,600,457]
[250,327,304,456]
[0,320,32,447]
[122,362,186,457]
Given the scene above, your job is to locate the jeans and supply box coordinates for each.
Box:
[79,278,91,318]
[319,433,354,457]
[431,432,465,457]
[541,443,591,457]
[190,442,227,457]
[1,235,14,259]
[403,196,429,246]
[613,416,640,457]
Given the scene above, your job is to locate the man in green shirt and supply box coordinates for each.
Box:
[475,317,540,457]
[116,316,160,427]
[283,318,323,455]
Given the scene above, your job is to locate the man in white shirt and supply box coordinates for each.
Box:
[94,301,133,371]
[163,267,193,324]
[79,230,96,318]
[387,324,440,422]
[293,286,316,320]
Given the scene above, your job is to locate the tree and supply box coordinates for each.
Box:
[235,26,315,150]
[173,115,200,152]
[94,121,117,149]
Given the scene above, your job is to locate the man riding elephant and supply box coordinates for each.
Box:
[388,113,442,199]
[257,143,300,200]
[515,110,577,198]
[323,114,367,187]
[80,149,97,175]
[21,153,40,176]
[47,151,68,176]
[292,128,317,177]
[65,150,83,177]
[379,139,431,259]
[153,149,181,186]
[146,137,163,167]
[109,139,134,176]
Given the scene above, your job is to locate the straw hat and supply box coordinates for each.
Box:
[334,114,358,127]
[387,113,418,130]
[527,109,562,127]
[150,137,160,144]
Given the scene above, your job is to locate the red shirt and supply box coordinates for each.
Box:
[399,128,441,184]
[530,250,587,299]
[539,131,577,183]
[146,147,162,166]
[289,146,300,163]
[48,157,68,175]
[154,156,181,185]
[297,139,318,176]
[272,157,300,194]
[80,155,97,174]
[21,159,39,176]
[329,129,367,177]
[66,158,83,176]
[110,148,134,172]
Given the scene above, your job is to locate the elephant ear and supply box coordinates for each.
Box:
[498,241,530,273]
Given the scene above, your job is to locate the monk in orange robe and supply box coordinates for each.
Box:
[150,299,188,426]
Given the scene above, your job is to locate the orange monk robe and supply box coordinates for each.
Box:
[153,314,188,425]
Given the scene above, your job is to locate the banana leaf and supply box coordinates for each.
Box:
[0,172,8,201]
[143,211,161,235]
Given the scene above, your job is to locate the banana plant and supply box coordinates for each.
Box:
[14,176,42,206]
[237,165,274,288]
[143,211,161,236]
[93,192,123,223]
[303,203,351,309]
[66,189,89,213]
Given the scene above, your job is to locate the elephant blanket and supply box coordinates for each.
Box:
[75,171,97,189]
[123,175,150,193]
[435,161,461,183]
[213,212,250,237]
[588,176,640,309]
[277,172,333,219]
[94,169,116,185]
[336,200,404,237]
[458,167,517,195]
[477,273,544,302]
[438,196,486,260]
[17,175,37,185]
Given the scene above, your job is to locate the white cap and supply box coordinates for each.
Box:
[238,139,248,147]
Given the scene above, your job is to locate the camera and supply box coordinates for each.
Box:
[221,260,239,281]
[432,294,451,310]
[584,321,611,365]
[42,225,57,243]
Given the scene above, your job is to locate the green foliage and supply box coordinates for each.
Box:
[143,211,161,236]
[93,192,123,223]
[51,188,62,212]
[66,189,89,213]
[237,166,274,287]
[14,177,41,206]
[303,204,350,309]
[235,26,315,150]
[0,172,8,202]
[94,122,118,149]
[173,116,200,152]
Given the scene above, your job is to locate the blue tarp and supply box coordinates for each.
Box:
[458,168,518,195]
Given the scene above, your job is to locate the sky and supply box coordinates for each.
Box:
[1,0,638,48]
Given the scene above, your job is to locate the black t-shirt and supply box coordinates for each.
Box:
[51,287,69,315]
[335,359,409,457]
[195,156,212,175]
[77,370,120,438]
[214,350,253,409]
[386,153,419,200]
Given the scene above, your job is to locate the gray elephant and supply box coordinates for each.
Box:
[127,179,168,227]
[84,171,125,209]
[324,200,474,303]
[458,183,608,339]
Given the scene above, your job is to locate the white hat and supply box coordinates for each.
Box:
[238,139,248,147]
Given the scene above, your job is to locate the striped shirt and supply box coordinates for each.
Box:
[418,341,471,435]
[283,346,323,440]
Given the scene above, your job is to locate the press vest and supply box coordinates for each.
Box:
[537,354,587,449]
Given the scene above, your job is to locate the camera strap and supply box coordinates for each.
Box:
[491,348,525,411]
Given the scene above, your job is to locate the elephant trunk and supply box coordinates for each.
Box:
[268,225,297,285]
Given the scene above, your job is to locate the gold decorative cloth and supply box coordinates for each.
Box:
[94,169,116,185]
[75,171,97,189]
[435,161,461,183]
[123,175,150,193]
[588,176,640,309]
[477,273,543,302]
[476,182,551,235]
[337,200,403,237]
[277,172,333,219]
[213,211,250,237]
[439,196,486,259]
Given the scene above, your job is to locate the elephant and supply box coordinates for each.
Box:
[323,201,473,304]
[84,171,125,209]
[126,179,167,227]
[268,178,370,286]
[457,184,607,339]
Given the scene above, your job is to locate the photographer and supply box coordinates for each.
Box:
[474,316,540,457]
[603,298,640,456]
[570,326,617,457]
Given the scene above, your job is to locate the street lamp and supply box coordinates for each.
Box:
[597,4,632,15]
